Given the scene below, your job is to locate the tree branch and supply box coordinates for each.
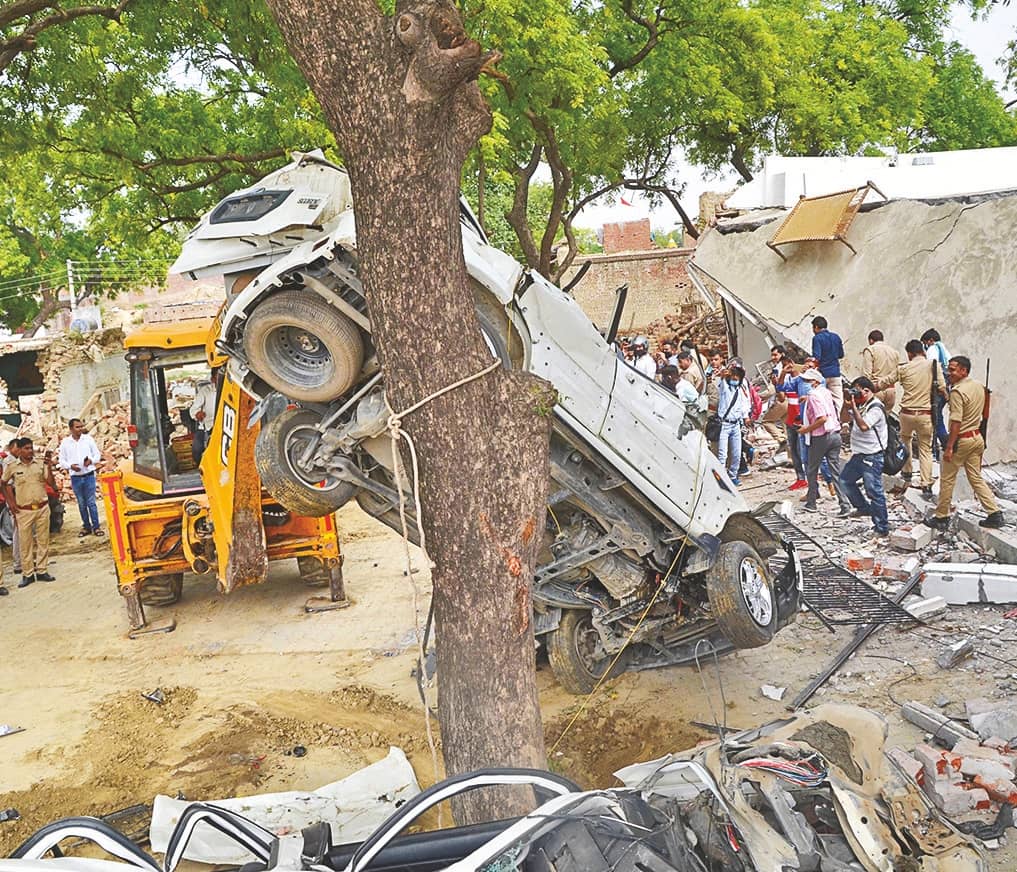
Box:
[0,0,132,72]
[526,113,572,277]
[607,0,663,77]
[506,143,542,269]
[133,147,287,172]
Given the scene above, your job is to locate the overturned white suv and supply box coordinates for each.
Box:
[172,150,800,693]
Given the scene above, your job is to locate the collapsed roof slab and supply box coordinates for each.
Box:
[692,191,1017,464]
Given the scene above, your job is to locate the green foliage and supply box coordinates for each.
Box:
[0,1,334,326]
[1,0,1014,321]
[913,46,1017,149]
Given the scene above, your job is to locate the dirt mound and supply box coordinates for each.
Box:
[0,685,431,856]
[544,708,707,789]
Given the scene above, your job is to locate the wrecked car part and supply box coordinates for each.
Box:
[5,713,986,872]
[618,705,986,872]
[953,802,1014,841]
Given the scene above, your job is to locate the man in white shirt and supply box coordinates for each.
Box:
[189,378,218,464]
[629,336,657,379]
[921,329,951,457]
[58,418,103,537]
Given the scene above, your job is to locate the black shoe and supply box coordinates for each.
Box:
[0,586,8,596]
[925,516,950,531]
[921,486,934,497]
[18,575,34,588]
[79,528,93,538]
[838,506,853,517]
[980,512,1006,529]
[35,572,55,582]
[850,509,870,519]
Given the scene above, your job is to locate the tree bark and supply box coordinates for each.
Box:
[265,0,549,822]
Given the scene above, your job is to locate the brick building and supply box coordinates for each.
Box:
[563,219,704,333]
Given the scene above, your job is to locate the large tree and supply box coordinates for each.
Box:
[264,0,551,822]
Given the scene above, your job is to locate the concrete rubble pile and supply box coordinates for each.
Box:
[29,329,129,499]
[896,704,1017,830]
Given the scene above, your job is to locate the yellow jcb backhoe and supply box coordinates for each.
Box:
[100,314,346,637]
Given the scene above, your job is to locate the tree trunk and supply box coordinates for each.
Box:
[265,0,549,822]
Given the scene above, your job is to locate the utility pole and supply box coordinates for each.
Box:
[66,259,77,317]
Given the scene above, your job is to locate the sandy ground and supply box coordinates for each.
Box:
[2,484,1015,867]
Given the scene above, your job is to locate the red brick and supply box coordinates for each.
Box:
[972,775,1017,804]
[603,219,653,254]
[845,553,875,572]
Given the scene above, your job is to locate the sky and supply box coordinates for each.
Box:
[572,2,1017,232]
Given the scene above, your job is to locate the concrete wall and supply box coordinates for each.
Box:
[564,249,701,332]
[693,193,1017,463]
[57,355,128,420]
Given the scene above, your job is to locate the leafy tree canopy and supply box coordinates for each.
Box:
[0,0,1014,323]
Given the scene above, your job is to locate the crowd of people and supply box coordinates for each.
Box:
[618,315,1003,542]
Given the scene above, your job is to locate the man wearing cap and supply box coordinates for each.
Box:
[2,438,57,587]
[797,368,850,514]
[926,356,1004,530]
[840,377,890,539]
[897,339,946,496]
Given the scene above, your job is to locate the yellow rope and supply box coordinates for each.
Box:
[549,410,711,755]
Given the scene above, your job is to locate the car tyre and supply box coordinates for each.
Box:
[141,573,184,607]
[547,608,630,695]
[242,289,364,403]
[706,540,776,648]
[256,408,356,518]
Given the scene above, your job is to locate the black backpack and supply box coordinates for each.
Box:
[879,410,908,475]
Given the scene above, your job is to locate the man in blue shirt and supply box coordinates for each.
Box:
[811,316,845,414]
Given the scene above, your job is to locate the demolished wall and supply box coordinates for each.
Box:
[28,329,130,496]
[565,248,704,332]
[692,192,1017,464]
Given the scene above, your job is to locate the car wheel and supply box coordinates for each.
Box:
[0,505,13,547]
[256,407,356,517]
[297,555,330,587]
[547,608,630,695]
[242,289,364,403]
[141,573,184,607]
[706,540,776,648]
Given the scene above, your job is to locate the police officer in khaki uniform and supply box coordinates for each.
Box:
[926,356,1004,530]
[862,330,900,410]
[897,339,947,495]
[1,438,57,587]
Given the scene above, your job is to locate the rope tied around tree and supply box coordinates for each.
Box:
[384,357,503,814]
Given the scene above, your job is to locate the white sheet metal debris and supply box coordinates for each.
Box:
[148,746,419,864]
[922,562,1017,605]
[616,703,986,871]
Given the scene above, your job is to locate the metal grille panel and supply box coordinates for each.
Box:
[759,509,917,625]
